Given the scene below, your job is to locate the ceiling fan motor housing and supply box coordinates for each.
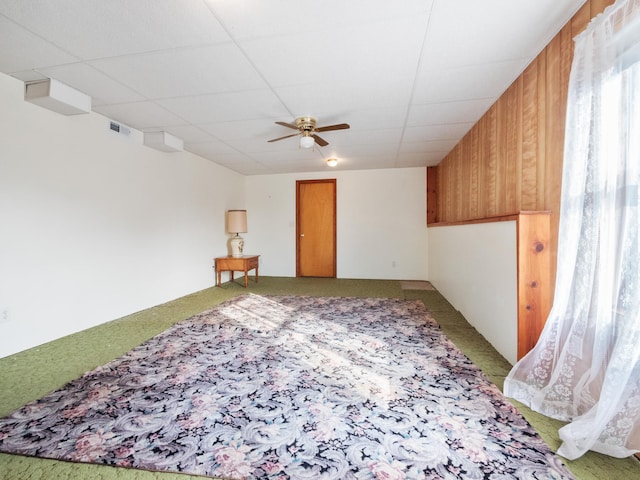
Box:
[296,116,317,132]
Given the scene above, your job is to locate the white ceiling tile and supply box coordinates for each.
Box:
[93,102,186,129]
[273,76,415,119]
[0,17,79,73]
[269,165,325,175]
[228,137,295,153]
[326,142,399,158]
[0,0,586,174]
[413,58,530,104]
[89,44,266,99]
[155,125,214,144]
[9,70,48,82]
[195,151,248,165]
[331,108,409,131]
[403,123,474,143]
[399,139,457,153]
[158,90,290,124]
[241,17,428,88]
[328,128,403,147]
[342,156,400,170]
[319,135,352,152]
[234,164,274,176]
[200,118,287,143]
[256,146,325,161]
[193,151,271,175]
[186,140,241,158]
[37,63,145,105]
[0,0,230,60]
[421,0,585,68]
[396,151,445,167]
[207,0,433,40]
[407,98,494,127]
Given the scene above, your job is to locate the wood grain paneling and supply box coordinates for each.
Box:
[485,105,498,216]
[591,0,614,16]
[428,0,615,294]
[521,60,540,211]
[469,126,480,219]
[536,54,548,212]
[496,95,509,214]
[544,33,563,283]
[426,167,438,224]
[506,77,523,214]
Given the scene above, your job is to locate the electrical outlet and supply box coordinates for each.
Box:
[0,309,9,324]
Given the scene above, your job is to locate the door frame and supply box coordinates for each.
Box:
[296,179,337,277]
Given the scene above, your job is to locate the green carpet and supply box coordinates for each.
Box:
[1,277,638,479]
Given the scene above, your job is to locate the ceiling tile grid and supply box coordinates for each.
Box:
[0,0,587,174]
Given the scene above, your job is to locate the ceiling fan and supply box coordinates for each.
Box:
[268,116,350,148]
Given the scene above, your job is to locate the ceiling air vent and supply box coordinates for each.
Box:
[24,78,91,115]
[109,121,130,135]
[143,131,184,153]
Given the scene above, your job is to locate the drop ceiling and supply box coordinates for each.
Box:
[0,0,586,175]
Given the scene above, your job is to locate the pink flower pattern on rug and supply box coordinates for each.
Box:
[0,295,574,479]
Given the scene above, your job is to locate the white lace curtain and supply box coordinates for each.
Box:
[504,0,640,460]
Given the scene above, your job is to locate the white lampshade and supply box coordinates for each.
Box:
[227,210,247,233]
[300,135,315,149]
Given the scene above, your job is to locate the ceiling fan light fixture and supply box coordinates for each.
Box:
[300,135,315,149]
[269,116,349,149]
[326,158,338,167]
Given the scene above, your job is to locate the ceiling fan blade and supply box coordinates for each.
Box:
[312,134,329,147]
[267,132,300,143]
[275,121,299,130]
[315,123,350,132]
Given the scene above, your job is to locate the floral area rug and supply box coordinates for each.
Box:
[0,295,574,479]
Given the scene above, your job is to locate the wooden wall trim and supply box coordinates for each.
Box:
[428,210,551,228]
[516,212,552,358]
[426,166,438,224]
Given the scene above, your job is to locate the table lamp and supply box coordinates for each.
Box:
[227,210,247,257]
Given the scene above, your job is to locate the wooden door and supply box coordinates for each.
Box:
[296,179,336,277]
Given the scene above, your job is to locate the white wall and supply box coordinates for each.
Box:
[246,168,428,280]
[427,221,518,364]
[0,70,428,358]
[0,73,244,358]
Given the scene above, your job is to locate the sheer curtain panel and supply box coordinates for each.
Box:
[504,0,640,460]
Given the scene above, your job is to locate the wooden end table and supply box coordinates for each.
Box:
[214,255,260,288]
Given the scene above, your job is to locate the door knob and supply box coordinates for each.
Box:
[300,233,305,237]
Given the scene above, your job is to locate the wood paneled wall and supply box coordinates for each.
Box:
[429,0,614,287]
